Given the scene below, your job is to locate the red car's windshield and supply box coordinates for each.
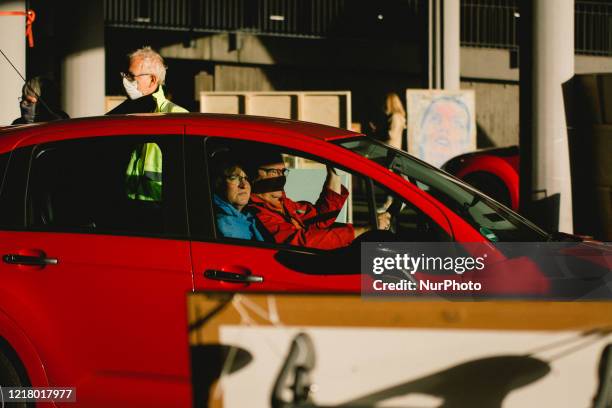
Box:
[335,138,550,242]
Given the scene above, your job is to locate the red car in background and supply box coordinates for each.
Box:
[0,115,606,407]
[442,146,519,210]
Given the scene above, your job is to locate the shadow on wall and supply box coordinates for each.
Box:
[477,123,497,148]
[190,342,550,408]
[104,27,426,122]
[42,2,428,121]
[341,355,550,407]
[190,344,253,408]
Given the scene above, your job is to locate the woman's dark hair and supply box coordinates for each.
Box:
[244,147,284,180]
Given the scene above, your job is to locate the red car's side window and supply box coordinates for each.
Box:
[205,139,371,250]
[204,138,451,252]
[26,136,187,238]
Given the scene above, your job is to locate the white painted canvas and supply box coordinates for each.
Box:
[216,326,608,408]
[406,90,476,168]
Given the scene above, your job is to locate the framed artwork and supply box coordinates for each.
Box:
[406,90,476,167]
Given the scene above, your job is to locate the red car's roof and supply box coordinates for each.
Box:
[0,113,361,147]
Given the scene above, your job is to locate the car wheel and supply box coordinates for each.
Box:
[0,350,29,408]
[463,172,512,208]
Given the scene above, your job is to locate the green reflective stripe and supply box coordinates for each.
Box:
[123,85,187,203]
[153,86,188,113]
[143,171,162,182]
[125,143,163,201]
[126,175,162,201]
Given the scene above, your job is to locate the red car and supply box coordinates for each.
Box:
[442,146,519,210]
[0,115,604,407]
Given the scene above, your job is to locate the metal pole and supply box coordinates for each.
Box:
[434,0,442,88]
[428,0,434,89]
[519,0,533,217]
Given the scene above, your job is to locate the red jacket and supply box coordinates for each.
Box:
[249,186,355,250]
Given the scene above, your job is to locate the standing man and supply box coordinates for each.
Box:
[108,46,187,115]
[107,46,188,201]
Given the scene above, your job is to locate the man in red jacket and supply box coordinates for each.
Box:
[248,150,390,250]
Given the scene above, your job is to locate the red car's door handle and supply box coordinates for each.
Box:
[3,254,58,266]
[204,269,263,283]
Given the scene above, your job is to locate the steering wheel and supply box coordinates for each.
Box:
[382,195,434,241]
[383,196,403,233]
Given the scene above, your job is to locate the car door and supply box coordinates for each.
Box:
[184,133,453,293]
[0,131,193,407]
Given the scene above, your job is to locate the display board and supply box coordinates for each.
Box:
[104,95,126,113]
[200,91,352,129]
[406,90,476,167]
[188,293,612,408]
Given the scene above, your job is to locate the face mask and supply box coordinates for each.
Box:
[251,176,286,194]
[123,77,143,100]
[20,102,36,123]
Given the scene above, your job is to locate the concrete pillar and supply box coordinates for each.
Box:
[428,0,441,88]
[429,0,459,89]
[0,1,26,125]
[532,0,574,232]
[61,1,105,117]
[442,0,460,90]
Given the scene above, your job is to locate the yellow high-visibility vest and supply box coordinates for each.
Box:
[125,86,188,201]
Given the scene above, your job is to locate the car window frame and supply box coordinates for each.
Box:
[0,146,31,230]
[187,135,453,255]
[187,135,373,254]
[0,150,10,195]
[23,134,189,240]
[187,135,332,255]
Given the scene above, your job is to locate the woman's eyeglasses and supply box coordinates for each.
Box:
[226,174,250,185]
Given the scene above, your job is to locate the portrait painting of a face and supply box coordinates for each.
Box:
[407,90,476,168]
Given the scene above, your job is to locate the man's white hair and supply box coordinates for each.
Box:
[128,46,167,85]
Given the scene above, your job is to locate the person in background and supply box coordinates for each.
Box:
[368,92,407,151]
[247,149,390,250]
[375,93,408,212]
[107,46,188,201]
[385,92,407,150]
[212,155,264,241]
[108,46,187,115]
[12,76,69,125]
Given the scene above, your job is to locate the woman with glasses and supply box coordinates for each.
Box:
[212,155,265,241]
